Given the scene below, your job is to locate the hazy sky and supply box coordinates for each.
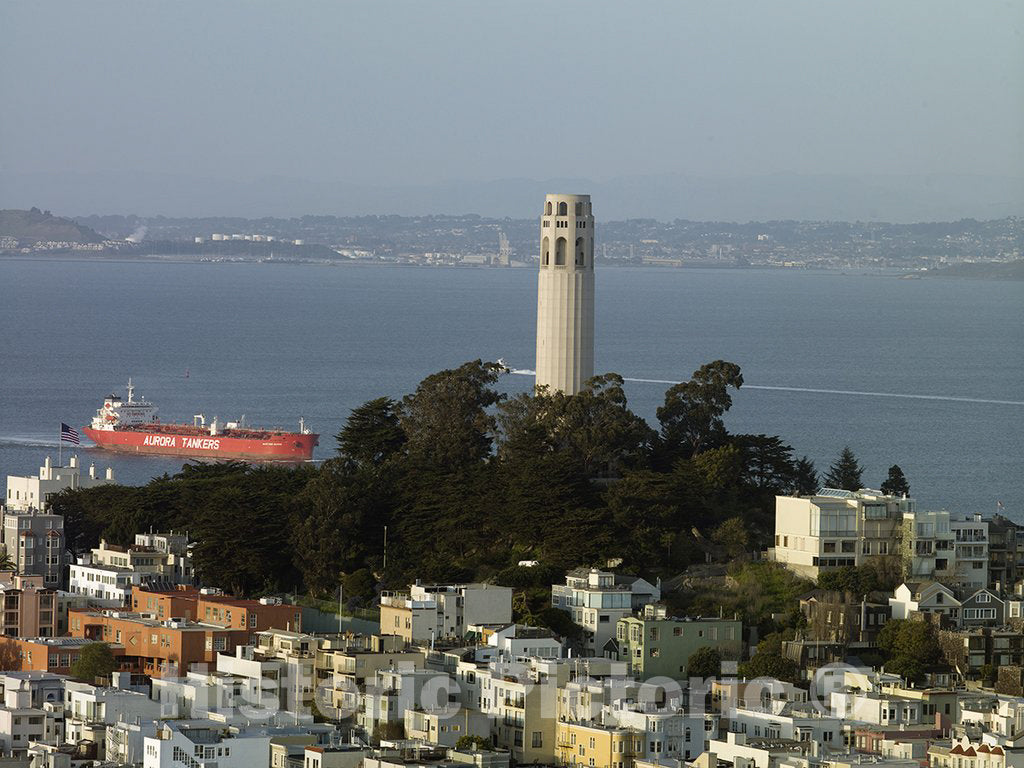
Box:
[2,1,1022,218]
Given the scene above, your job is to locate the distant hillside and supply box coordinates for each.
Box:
[925,259,1024,281]
[0,207,104,244]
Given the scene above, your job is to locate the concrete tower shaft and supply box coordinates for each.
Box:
[535,193,595,395]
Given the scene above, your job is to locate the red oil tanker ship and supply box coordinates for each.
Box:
[82,380,318,461]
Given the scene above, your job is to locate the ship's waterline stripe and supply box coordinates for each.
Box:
[507,370,1024,407]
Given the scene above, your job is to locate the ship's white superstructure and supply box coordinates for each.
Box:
[90,379,158,431]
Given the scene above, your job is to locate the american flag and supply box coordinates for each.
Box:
[60,423,80,445]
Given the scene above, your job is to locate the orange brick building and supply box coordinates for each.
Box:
[130,586,301,633]
[68,610,251,677]
[6,636,129,675]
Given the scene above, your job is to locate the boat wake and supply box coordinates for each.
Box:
[0,436,64,448]
[505,370,1024,406]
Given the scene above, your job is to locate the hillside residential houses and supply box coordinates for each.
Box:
[68,534,194,608]
[613,604,742,680]
[769,488,911,579]
[770,489,1000,592]
[552,568,661,655]
[3,453,1024,768]
[379,583,513,645]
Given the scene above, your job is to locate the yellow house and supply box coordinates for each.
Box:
[555,721,635,768]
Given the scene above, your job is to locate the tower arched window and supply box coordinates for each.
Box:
[575,202,583,215]
[542,236,550,266]
[575,237,585,266]
[558,201,568,216]
[555,237,567,265]
[545,201,552,215]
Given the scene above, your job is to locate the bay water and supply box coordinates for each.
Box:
[1,259,1021,520]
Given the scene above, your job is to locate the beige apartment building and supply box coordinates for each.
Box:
[770,488,912,580]
[0,572,58,637]
[380,583,512,644]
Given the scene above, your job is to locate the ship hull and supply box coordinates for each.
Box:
[82,426,318,461]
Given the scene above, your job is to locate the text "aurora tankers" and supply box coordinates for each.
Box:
[82,380,318,461]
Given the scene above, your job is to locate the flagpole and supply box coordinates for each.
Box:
[58,424,62,468]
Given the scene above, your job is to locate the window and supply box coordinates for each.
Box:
[823,542,836,553]
[532,732,542,748]
[555,237,567,265]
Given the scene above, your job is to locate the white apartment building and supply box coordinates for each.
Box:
[404,707,491,748]
[724,700,844,751]
[771,489,912,580]
[606,701,707,763]
[107,718,160,767]
[63,680,164,758]
[5,456,114,512]
[951,516,989,591]
[379,583,512,644]
[475,623,563,660]
[708,731,808,768]
[477,658,568,764]
[152,650,317,726]
[68,534,193,607]
[0,682,64,754]
[902,509,989,590]
[551,568,661,655]
[958,696,1024,746]
[143,721,271,768]
[359,668,453,742]
[829,688,927,727]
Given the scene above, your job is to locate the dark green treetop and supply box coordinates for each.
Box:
[880,464,910,497]
[823,446,864,491]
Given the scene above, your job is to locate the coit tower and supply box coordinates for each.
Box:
[535,193,595,395]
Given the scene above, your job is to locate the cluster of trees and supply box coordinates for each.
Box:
[824,448,909,498]
[50,461,315,596]
[50,360,883,610]
[816,561,903,595]
[876,619,943,683]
